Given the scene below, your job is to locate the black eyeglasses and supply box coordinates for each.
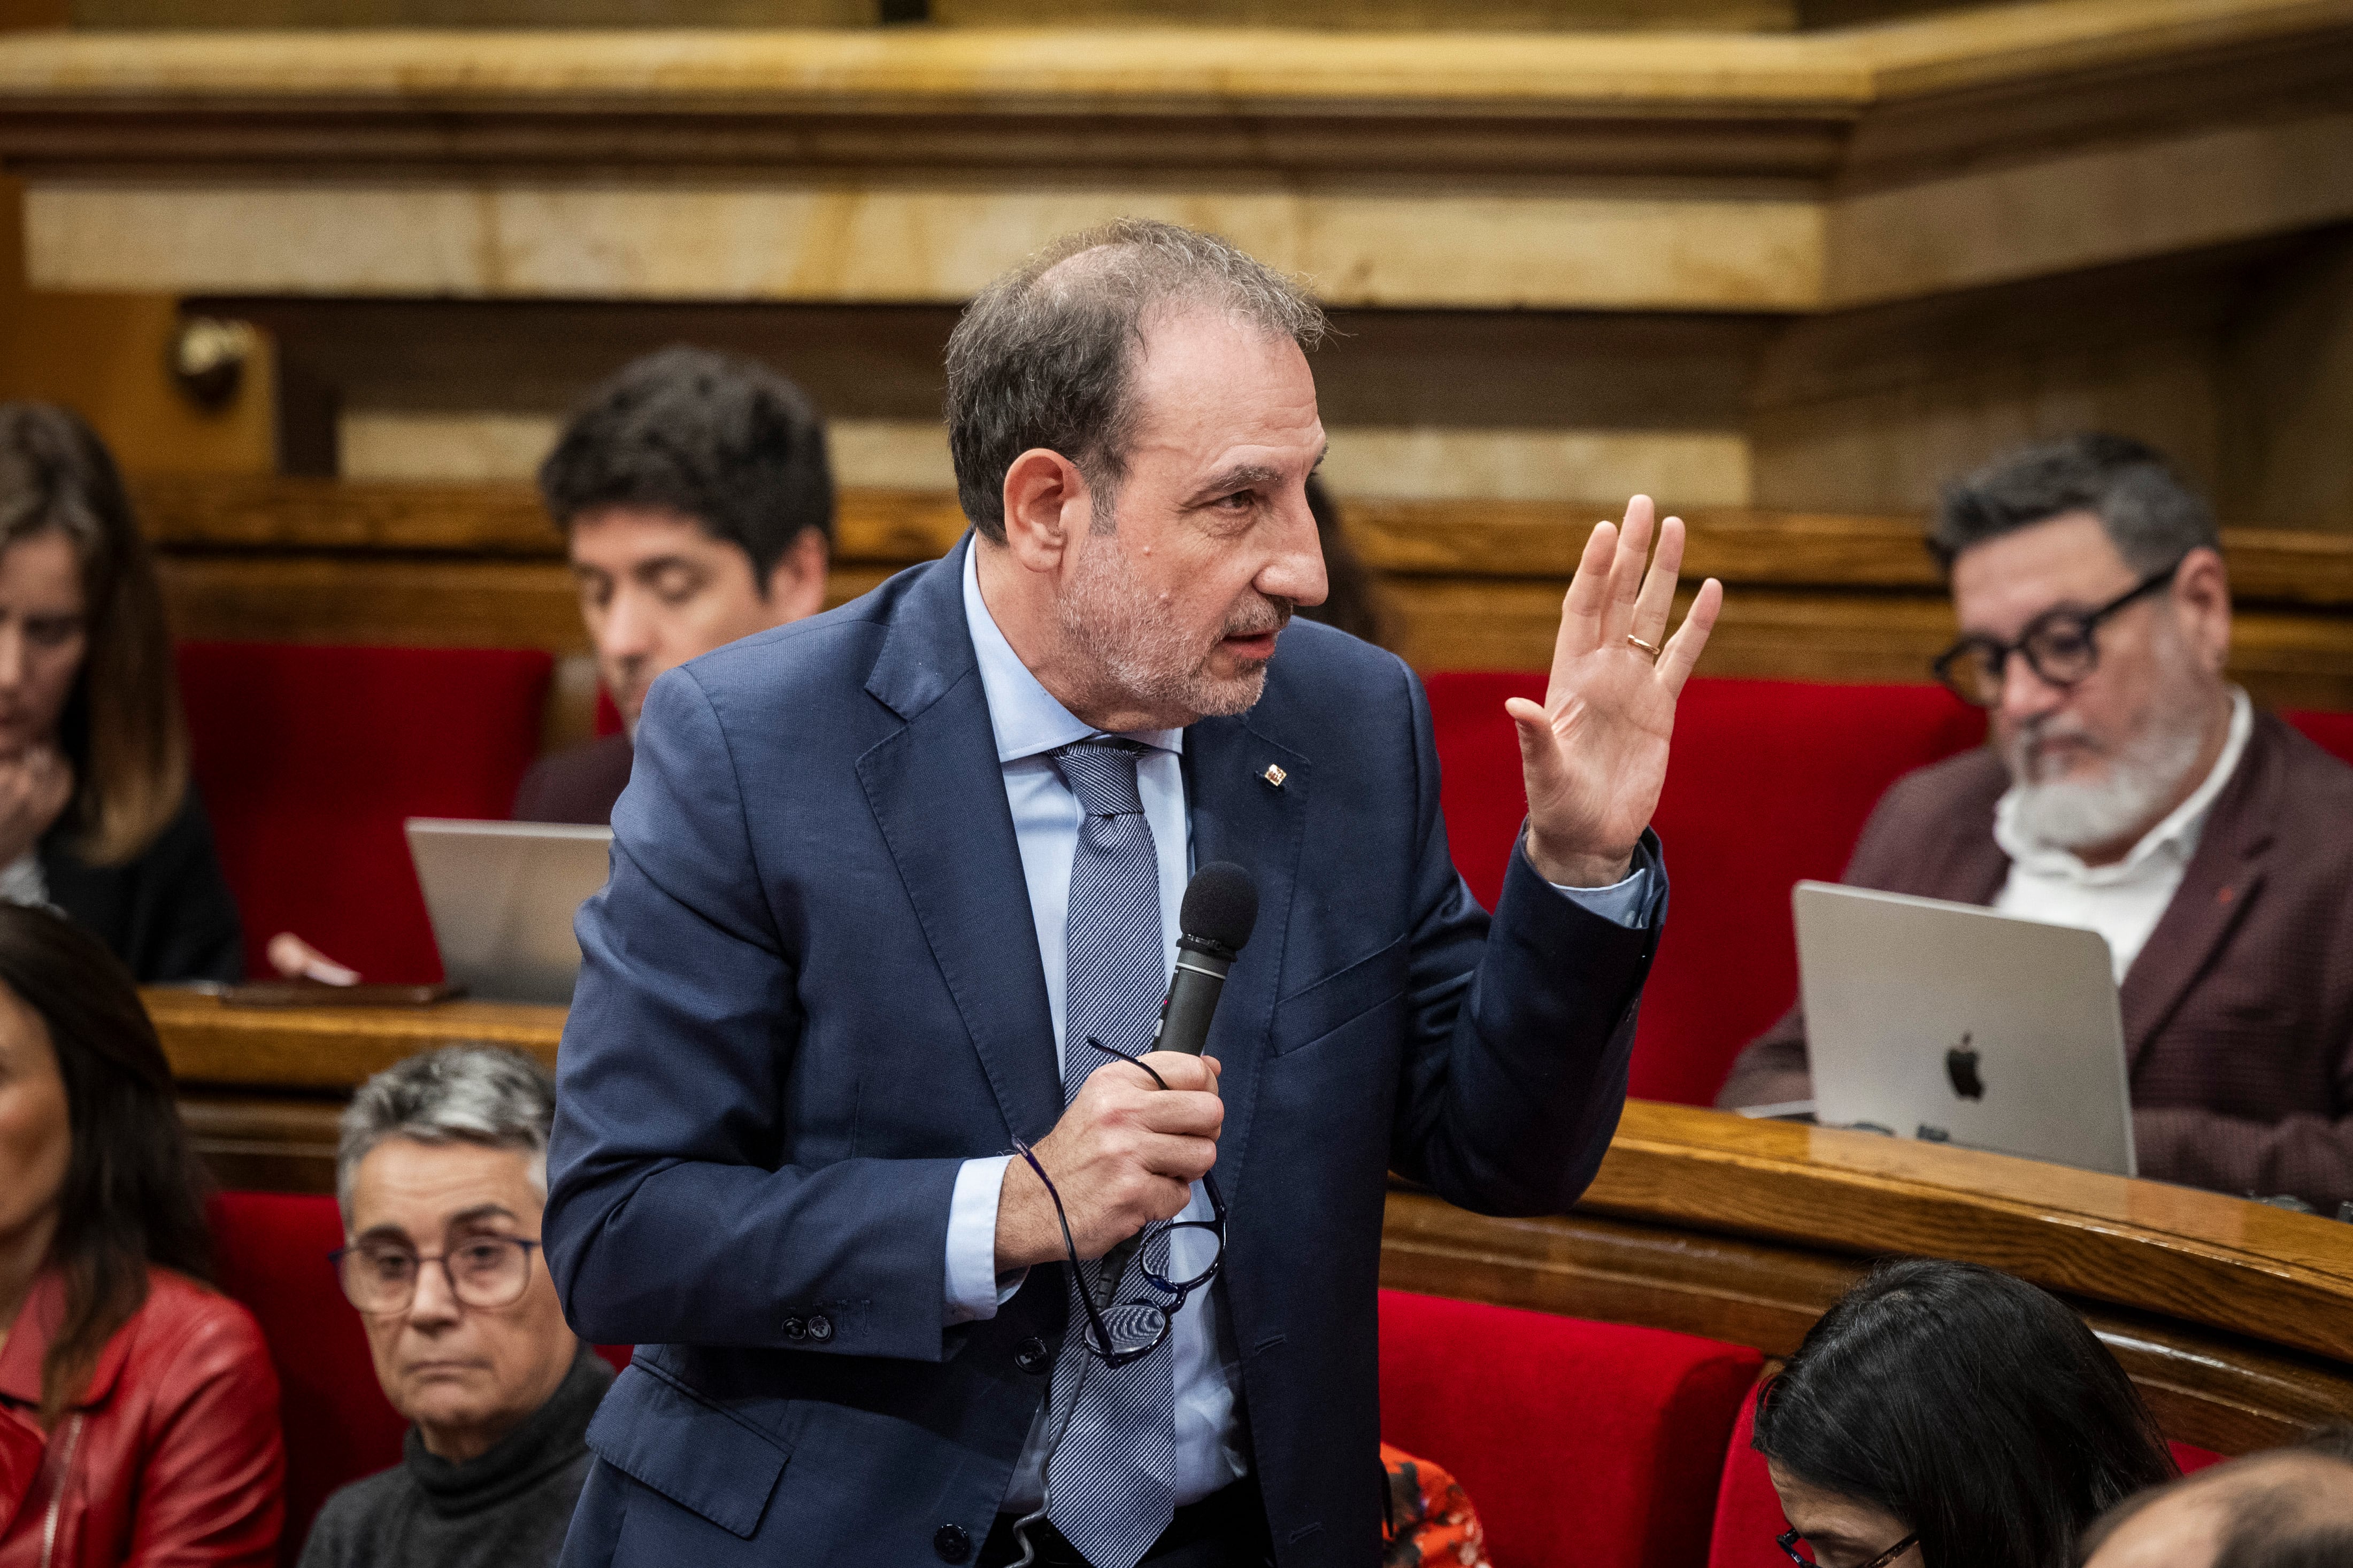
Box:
[330,1235,543,1316]
[1931,559,2182,708]
[1011,1045,1227,1367]
[1776,1528,1919,1568]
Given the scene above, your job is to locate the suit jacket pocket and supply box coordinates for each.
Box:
[587,1362,791,1539]
[1272,934,1409,1057]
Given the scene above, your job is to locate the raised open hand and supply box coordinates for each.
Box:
[1506,496,1723,887]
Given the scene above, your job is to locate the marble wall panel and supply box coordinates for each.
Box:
[24,181,1826,310]
[337,407,1750,505]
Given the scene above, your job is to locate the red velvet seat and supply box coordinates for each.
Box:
[1426,674,1986,1106]
[207,1191,406,1566]
[2285,708,2353,769]
[1703,1381,2227,1568]
[179,643,555,982]
[207,1190,633,1564]
[1380,1289,1764,1568]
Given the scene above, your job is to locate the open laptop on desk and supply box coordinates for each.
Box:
[1791,881,2137,1177]
[405,819,612,1006]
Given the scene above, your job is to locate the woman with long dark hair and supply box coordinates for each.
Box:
[0,403,240,983]
[1752,1258,2178,1568]
[0,902,281,1564]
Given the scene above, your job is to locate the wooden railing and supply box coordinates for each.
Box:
[148,988,2353,1457]
[133,475,2353,708]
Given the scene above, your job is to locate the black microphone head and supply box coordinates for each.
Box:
[1181,862,1259,954]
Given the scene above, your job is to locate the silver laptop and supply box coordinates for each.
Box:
[1793,881,2137,1177]
[405,819,613,1005]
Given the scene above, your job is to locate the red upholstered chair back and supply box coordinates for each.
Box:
[2285,708,2353,769]
[207,1191,406,1566]
[1704,1381,2228,1568]
[1379,1289,1764,1568]
[179,643,555,982]
[207,1191,636,1565]
[1425,674,1986,1106]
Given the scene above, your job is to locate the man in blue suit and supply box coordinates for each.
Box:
[545,218,1723,1567]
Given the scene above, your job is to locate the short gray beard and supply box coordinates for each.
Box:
[1056,524,1289,725]
[2003,668,2215,854]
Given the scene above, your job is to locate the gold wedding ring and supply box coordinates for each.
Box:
[1625,634,1663,661]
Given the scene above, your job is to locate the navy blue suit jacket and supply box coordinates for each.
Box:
[545,538,1660,1565]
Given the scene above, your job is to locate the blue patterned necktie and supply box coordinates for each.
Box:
[1047,738,1178,1568]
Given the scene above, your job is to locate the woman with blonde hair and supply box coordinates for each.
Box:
[0,404,239,982]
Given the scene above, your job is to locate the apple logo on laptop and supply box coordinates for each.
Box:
[1945,1033,1985,1101]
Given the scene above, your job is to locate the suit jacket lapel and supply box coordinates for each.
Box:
[2119,714,2280,1070]
[856,537,1063,1142]
[1181,713,1310,1196]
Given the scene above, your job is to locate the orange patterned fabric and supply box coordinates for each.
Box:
[1380,1442,1492,1567]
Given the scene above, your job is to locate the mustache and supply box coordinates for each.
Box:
[1221,597,1295,642]
[2006,712,2109,779]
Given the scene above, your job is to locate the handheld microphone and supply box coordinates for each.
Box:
[1094,862,1258,1304]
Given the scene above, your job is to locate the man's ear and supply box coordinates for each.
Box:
[999,448,1091,574]
[762,527,830,624]
[2172,545,2232,674]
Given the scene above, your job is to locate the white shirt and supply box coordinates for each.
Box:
[942,542,1657,1510]
[1993,688,2252,982]
[0,851,45,908]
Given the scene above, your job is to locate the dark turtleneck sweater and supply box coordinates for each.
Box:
[300,1345,614,1568]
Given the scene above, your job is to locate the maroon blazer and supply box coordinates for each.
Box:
[512,733,633,827]
[1717,711,2353,1211]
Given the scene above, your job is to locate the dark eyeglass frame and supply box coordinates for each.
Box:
[1929,558,2183,708]
[1776,1528,1919,1568]
[1010,1042,1228,1368]
[328,1235,544,1316]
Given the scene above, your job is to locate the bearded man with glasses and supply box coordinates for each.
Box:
[301,1047,613,1568]
[1720,432,2353,1213]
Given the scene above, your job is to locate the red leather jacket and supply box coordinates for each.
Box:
[0,1268,282,1568]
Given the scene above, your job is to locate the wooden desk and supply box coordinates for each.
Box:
[148,992,2353,1454]
[149,987,564,1195]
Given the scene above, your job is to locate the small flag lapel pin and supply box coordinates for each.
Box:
[1261,764,1287,789]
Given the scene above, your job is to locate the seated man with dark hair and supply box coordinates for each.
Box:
[301,1046,611,1568]
[513,344,835,825]
[1719,432,2353,1211]
[2081,1431,2353,1568]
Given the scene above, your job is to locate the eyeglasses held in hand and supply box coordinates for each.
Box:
[1011,1043,1227,1366]
[1775,1528,1919,1568]
[331,1235,543,1316]
[1929,558,2182,708]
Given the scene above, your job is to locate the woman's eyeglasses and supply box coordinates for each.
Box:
[330,1235,542,1316]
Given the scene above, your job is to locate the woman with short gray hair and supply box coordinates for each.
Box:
[302,1045,611,1568]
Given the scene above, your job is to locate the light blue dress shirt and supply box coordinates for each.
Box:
[945,542,1656,1511]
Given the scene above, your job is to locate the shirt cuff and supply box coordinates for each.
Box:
[1534,831,1663,929]
[944,1154,1027,1325]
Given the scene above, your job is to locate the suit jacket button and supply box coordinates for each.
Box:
[808,1314,834,1342]
[934,1524,972,1563]
[1014,1336,1050,1373]
[782,1316,806,1340]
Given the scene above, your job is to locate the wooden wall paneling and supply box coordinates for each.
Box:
[156,555,589,651]
[178,1090,344,1195]
[2221,229,2353,531]
[132,477,2353,708]
[928,0,1803,28]
[73,0,880,24]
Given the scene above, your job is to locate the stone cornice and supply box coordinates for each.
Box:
[6,0,2348,308]
[0,0,2346,186]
